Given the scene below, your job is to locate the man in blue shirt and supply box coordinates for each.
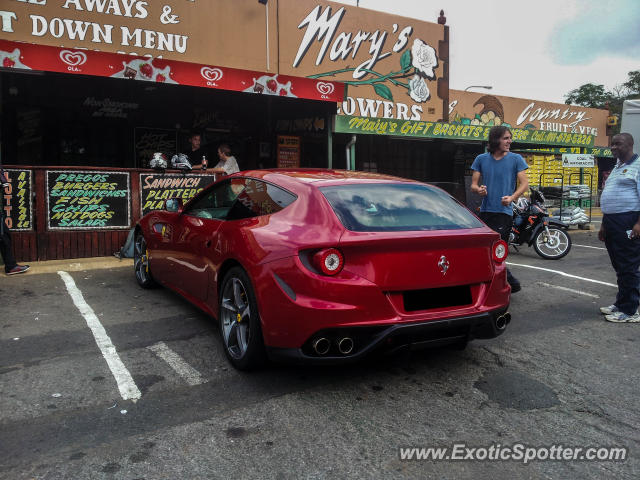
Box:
[599,133,640,322]
[471,126,529,293]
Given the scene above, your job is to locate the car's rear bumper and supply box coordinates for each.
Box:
[253,256,511,350]
[265,307,510,365]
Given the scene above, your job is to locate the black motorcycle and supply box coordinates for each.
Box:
[510,188,572,260]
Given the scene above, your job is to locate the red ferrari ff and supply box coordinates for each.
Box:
[134,169,510,369]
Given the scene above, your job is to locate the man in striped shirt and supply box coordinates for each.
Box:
[599,133,640,322]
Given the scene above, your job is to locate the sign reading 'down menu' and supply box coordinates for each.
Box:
[140,173,217,216]
[46,171,130,230]
[2,169,33,231]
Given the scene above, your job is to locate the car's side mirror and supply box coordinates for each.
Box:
[165,198,183,213]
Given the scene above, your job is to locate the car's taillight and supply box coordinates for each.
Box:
[492,240,508,263]
[312,248,344,276]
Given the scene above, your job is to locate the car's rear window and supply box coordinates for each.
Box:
[320,183,483,232]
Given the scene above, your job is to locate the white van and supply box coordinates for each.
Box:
[621,99,640,147]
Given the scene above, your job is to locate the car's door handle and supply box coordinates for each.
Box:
[205,240,212,248]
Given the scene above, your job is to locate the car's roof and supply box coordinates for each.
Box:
[234,169,421,187]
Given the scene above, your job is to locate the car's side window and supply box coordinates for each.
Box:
[184,178,246,220]
[226,179,297,220]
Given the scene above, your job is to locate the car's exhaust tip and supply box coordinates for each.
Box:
[337,337,354,355]
[312,337,331,355]
[495,312,511,331]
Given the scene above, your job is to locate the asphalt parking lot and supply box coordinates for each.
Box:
[1,227,639,479]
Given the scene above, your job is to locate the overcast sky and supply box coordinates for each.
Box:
[333,0,640,104]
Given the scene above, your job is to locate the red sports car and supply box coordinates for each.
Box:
[134,169,510,369]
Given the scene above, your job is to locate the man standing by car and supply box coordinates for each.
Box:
[599,133,640,323]
[471,125,529,293]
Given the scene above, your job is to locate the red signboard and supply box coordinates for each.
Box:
[0,40,344,104]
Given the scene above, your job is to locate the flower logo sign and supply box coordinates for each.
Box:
[309,39,438,104]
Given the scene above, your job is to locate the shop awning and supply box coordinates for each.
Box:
[0,39,344,103]
[334,115,597,149]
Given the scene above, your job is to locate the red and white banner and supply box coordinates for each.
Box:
[0,40,344,103]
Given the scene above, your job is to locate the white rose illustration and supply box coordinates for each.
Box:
[409,75,430,103]
[411,39,438,79]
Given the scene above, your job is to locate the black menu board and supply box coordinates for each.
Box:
[46,170,131,229]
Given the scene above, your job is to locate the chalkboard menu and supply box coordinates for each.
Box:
[2,169,33,231]
[46,170,131,230]
[135,128,178,168]
[140,173,217,216]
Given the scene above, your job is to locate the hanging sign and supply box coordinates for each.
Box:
[562,154,595,168]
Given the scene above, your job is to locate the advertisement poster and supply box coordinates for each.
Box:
[46,170,131,230]
[277,136,301,168]
[140,173,217,216]
[2,169,33,231]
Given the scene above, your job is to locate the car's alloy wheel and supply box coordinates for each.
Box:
[134,232,158,288]
[219,267,265,370]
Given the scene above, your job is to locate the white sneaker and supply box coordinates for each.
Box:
[605,311,640,323]
[599,304,619,315]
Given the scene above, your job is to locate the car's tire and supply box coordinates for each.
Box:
[218,266,266,370]
[133,232,158,288]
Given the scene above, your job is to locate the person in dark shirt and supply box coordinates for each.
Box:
[186,132,208,167]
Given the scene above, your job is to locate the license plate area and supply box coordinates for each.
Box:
[403,285,472,312]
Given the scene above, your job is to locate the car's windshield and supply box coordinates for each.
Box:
[320,183,483,232]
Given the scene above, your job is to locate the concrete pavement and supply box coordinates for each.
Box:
[2,256,133,276]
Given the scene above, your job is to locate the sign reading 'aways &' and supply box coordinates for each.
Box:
[2,169,33,231]
[46,170,131,230]
[140,173,217,216]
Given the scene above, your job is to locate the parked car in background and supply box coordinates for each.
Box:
[134,169,511,369]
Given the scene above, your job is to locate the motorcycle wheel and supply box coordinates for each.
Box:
[533,227,571,259]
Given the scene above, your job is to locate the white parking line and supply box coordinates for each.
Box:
[147,342,207,386]
[58,271,141,402]
[536,282,600,298]
[506,262,617,288]
[573,244,606,250]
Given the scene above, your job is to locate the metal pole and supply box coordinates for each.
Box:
[345,135,356,170]
[265,3,270,70]
[327,113,333,169]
